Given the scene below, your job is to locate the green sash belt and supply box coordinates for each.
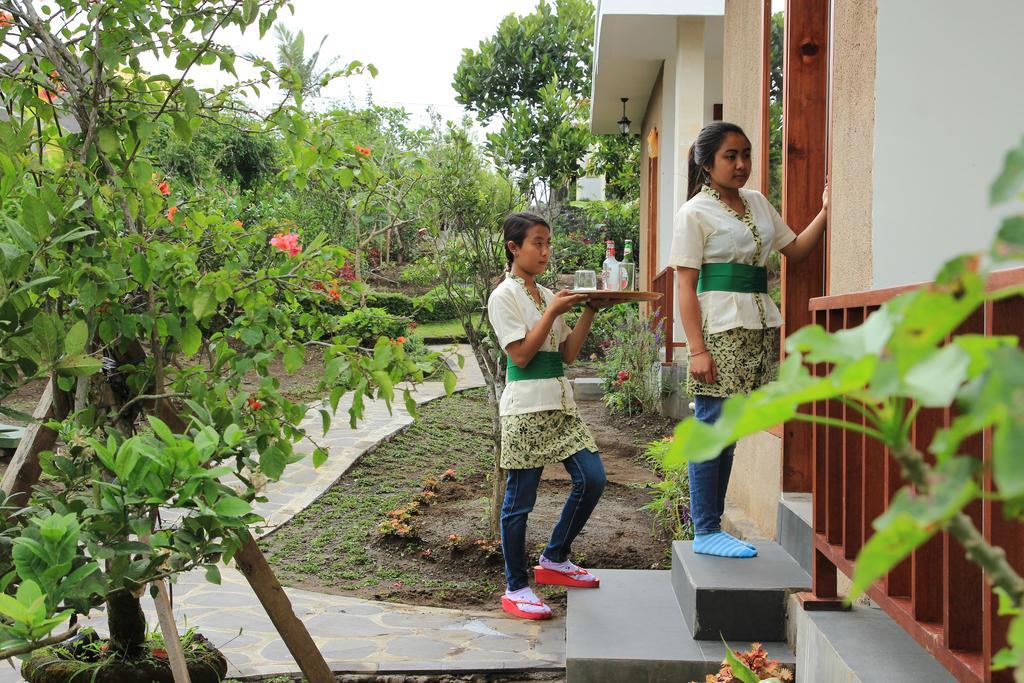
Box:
[506,351,565,382]
[697,262,768,294]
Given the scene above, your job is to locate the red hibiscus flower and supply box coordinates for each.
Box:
[0,12,13,28]
[166,205,178,221]
[269,232,302,256]
[247,397,262,411]
[355,145,371,157]
[157,181,170,196]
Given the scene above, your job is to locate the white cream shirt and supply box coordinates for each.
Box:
[668,187,797,335]
[487,274,575,417]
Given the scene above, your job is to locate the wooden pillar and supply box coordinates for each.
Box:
[780,0,829,493]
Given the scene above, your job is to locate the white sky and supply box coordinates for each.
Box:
[162,0,786,128]
[180,0,555,128]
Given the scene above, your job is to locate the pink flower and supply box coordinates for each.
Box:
[269,232,302,256]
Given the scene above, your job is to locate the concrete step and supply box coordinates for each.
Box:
[566,569,794,683]
[796,600,957,682]
[777,492,813,575]
[671,540,810,642]
[571,377,603,401]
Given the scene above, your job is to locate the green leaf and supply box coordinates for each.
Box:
[180,323,201,357]
[239,326,263,347]
[283,346,304,374]
[443,368,457,396]
[902,345,970,407]
[312,447,328,469]
[192,287,216,320]
[194,426,219,458]
[21,195,51,242]
[64,320,88,356]
[319,409,331,436]
[372,371,394,403]
[242,0,258,23]
[260,445,286,480]
[404,389,417,419]
[171,114,193,144]
[991,138,1024,204]
[722,640,759,683]
[994,415,1024,498]
[223,423,244,448]
[204,564,222,585]
[56,355,101,377]
[148,416,176,445]
[130,252,151,286]
[213,495,252,517]
[996,215,1024,254]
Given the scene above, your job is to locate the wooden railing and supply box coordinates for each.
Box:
[807,267,1024,683]
[651,267,686,365]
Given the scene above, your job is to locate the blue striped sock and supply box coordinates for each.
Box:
[722,531,756,551]
[693,532,758,558]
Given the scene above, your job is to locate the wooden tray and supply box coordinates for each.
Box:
[569,290,662,302]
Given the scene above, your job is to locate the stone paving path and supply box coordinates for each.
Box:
[2,346,568,681]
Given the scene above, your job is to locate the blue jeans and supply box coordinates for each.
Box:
[500,448,607,591]
[688,396,737,535]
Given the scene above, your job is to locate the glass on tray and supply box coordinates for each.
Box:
[574,269,597,291]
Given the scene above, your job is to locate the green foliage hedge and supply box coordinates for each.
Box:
[335,308,408,346]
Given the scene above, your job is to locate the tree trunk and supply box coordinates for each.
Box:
[107,589,146,656]
[466,331,506,539]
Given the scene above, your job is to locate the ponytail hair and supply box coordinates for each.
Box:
[686,121,749,200]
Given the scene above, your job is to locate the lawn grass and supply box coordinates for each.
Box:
[411,318,468,341]
[259,388,499,598]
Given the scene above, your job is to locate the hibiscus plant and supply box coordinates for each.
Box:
[0,0,450,663]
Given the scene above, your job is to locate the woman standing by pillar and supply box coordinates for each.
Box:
[669,122,827,558]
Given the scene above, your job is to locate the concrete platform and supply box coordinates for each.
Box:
[571,377,604,401]
[777,492,813,575]
[671,540,810,642]
[796,601,956,682]
[566,569,793,683]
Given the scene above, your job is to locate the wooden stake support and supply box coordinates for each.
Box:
[1,380,56,508]
[152,579,192,683]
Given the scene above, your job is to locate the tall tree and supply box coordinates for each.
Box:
[269,25,337,105]
[453,0,595,212]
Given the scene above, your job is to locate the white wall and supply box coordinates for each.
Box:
[871,0,1024,288]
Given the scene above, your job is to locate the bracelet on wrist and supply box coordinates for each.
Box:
[688,349,709,358]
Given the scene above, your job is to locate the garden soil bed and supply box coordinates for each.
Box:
[260,381,679,614]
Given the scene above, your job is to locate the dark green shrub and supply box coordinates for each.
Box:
[364,291,416,317]
[335,307,408,346]
[552,231,605,274]
[414,286,464,323]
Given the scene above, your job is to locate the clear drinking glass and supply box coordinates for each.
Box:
[574,269,597,291]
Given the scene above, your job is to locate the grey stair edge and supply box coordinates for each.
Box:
[777,493,813,576]
[567,569,794,683]
[797,602,956,682]
[671,541,810,642]
[672,540,811,590]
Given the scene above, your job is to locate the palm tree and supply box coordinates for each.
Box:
[271,25,336,104]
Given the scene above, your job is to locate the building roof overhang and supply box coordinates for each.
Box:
[590,0,724,135]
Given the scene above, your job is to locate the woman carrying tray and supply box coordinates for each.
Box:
[487,212,618,620]
[669,122,827,558]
